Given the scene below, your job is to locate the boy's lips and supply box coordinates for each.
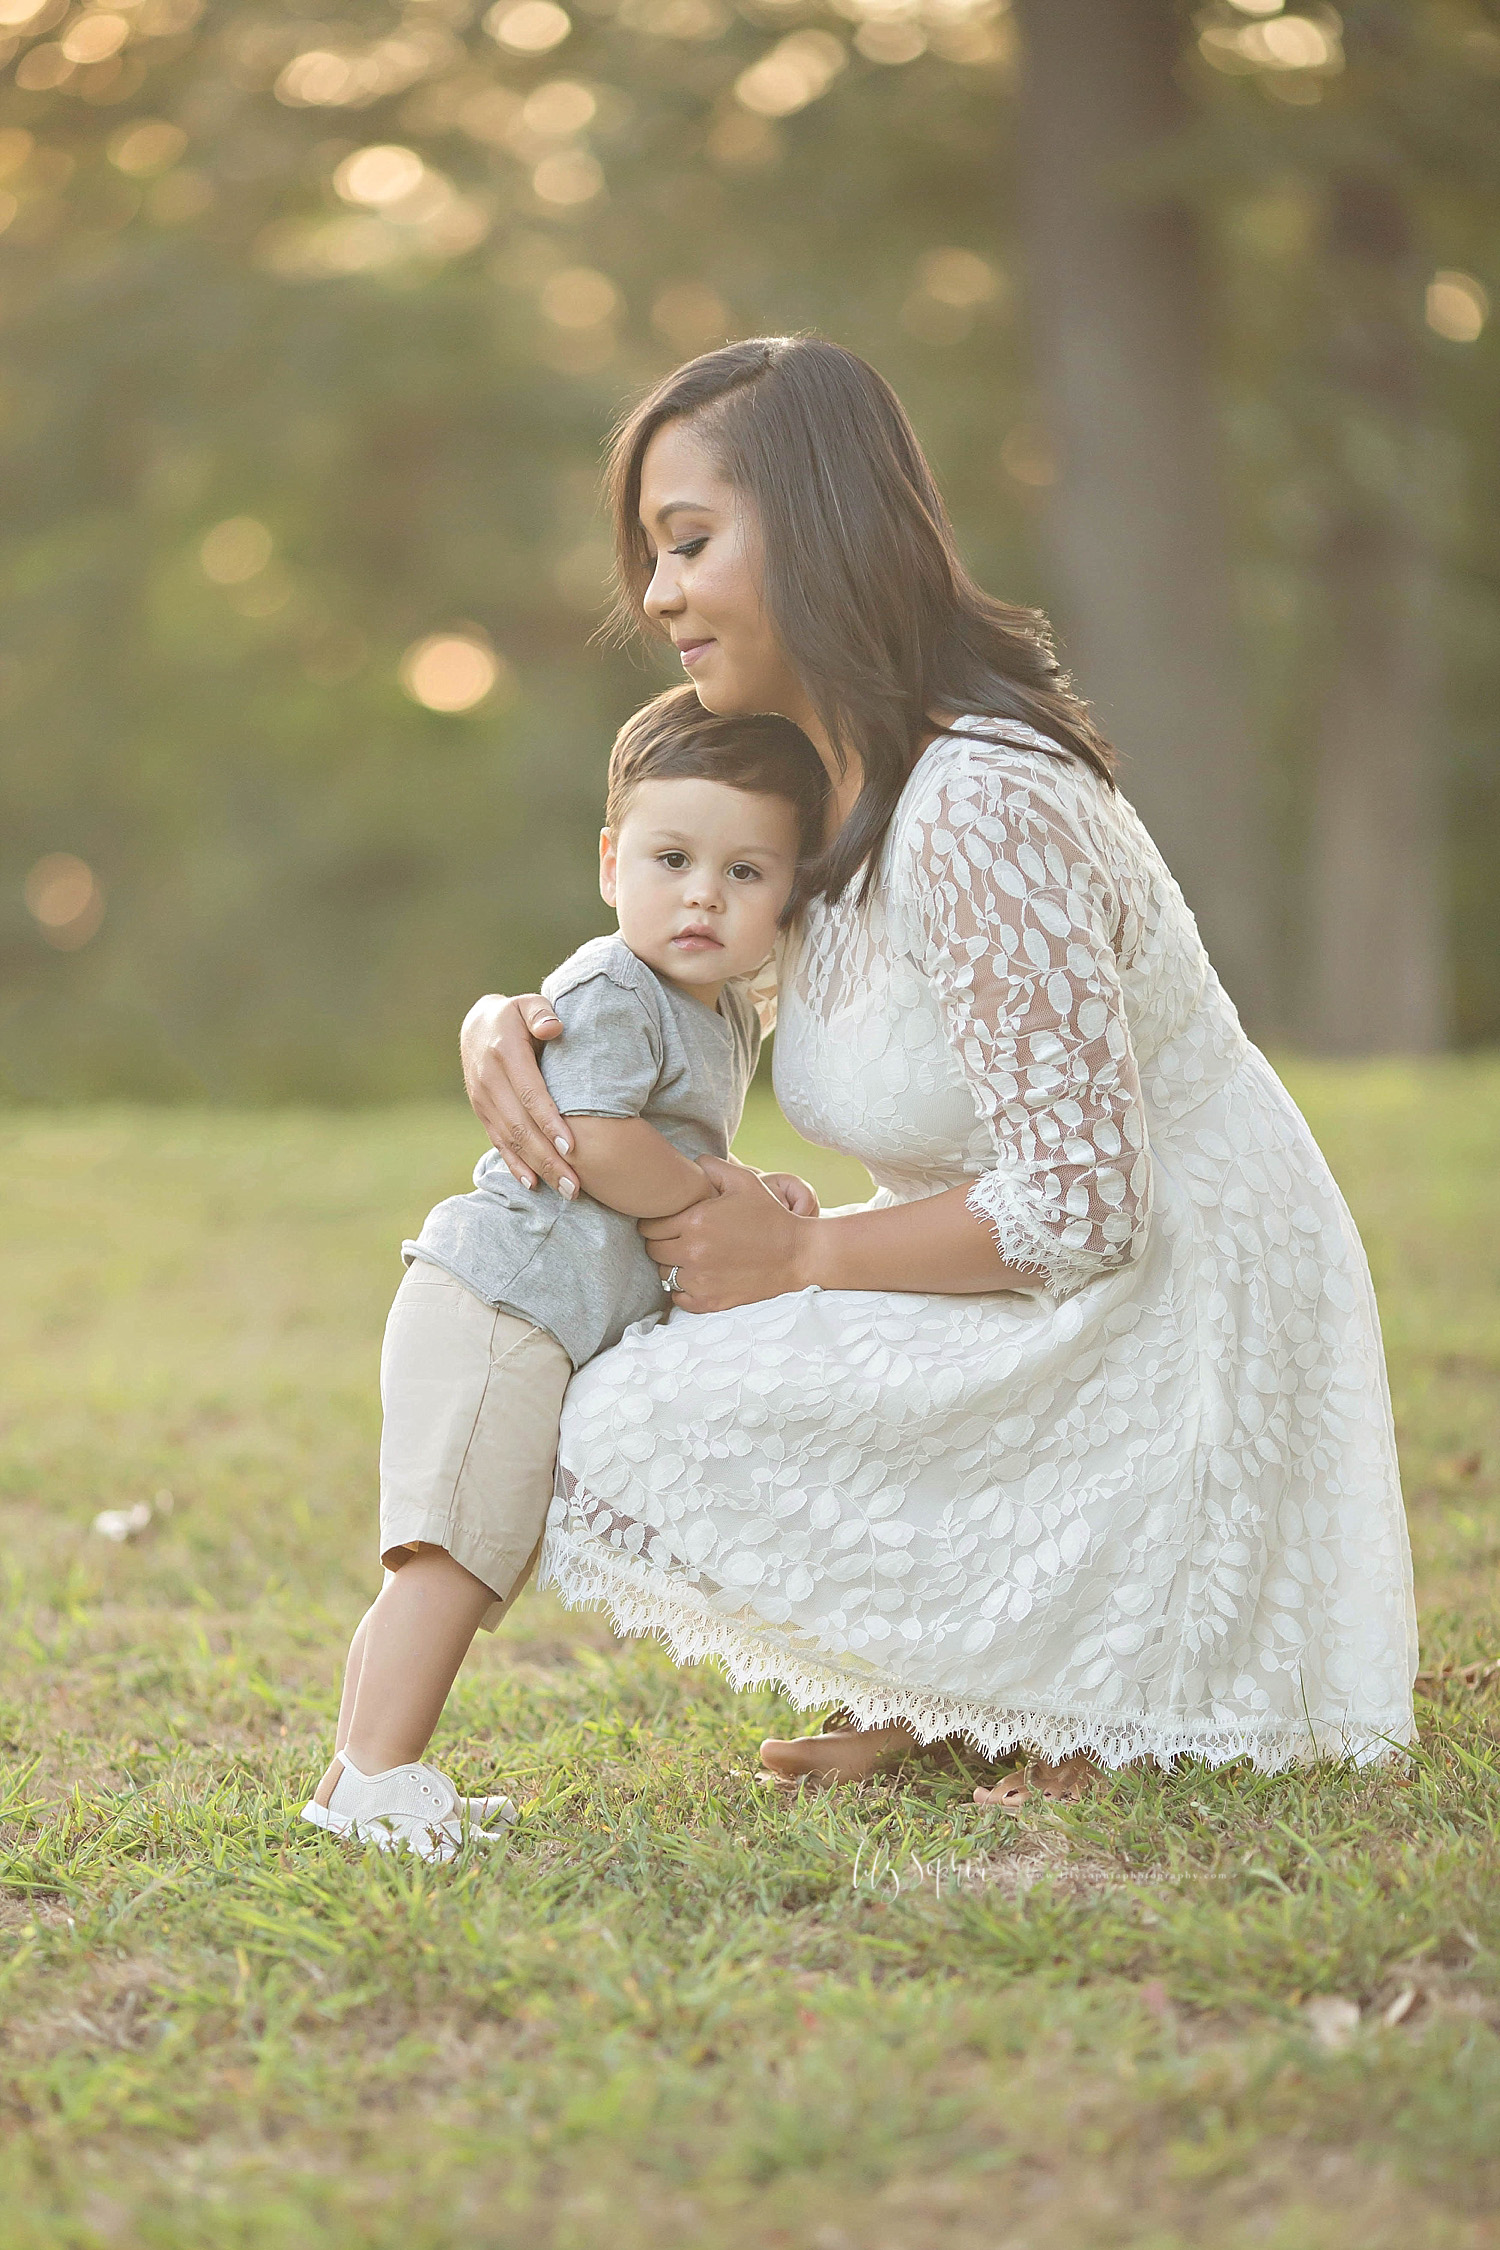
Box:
[671,926,722,951]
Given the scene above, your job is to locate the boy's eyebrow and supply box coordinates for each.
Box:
[638,825,792,856]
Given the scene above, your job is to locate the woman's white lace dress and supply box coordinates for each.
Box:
[540,723,1417,1770]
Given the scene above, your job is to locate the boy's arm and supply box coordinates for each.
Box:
[565,1115,716,1220]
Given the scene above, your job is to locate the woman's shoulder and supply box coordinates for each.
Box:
[890,718,1101,860]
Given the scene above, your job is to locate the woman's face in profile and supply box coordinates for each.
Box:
[637,417,809,729]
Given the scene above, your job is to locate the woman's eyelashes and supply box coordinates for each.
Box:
[669,537,708,557]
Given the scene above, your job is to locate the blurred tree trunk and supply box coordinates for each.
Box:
[1303,174,1447,1052]
[1012,0,1273,1030]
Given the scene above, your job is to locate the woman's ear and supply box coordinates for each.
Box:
[599,827,618,907]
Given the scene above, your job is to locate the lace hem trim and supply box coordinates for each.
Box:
[965,1171,1113,1300]
[538,1525,1413,1775]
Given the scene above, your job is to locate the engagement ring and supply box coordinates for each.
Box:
[662,1266,682,1295]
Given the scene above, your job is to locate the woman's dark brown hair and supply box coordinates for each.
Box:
[605,335,1115,908]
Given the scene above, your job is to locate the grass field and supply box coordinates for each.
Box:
[2,1068,1499,2250]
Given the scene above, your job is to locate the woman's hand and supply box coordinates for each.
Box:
[640,1155,813,1313]
[459,993,579,1196]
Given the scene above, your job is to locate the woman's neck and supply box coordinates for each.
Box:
[802,713,945,848]
[793,711,865,844]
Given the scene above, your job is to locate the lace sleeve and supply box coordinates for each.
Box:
[897,753,1152,1297]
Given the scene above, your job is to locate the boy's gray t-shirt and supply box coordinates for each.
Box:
[405,934,761,1367]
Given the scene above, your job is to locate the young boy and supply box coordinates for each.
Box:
[303,687,825,1859]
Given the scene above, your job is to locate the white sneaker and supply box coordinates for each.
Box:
[301,1757,516,1864]
[459,1792,520,1829]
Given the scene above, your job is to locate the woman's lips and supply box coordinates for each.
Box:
[676,638,715,670]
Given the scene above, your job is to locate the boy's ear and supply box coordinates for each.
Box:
[598,827,618,908]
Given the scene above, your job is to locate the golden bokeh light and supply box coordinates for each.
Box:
[734,30,847,117]
[0,127,34,172]
[400,632,507,713]
[1426,271,1489,344]
[16,45,75,90]
[200,517,273,585]
[276,49,355,104]
[999,422,1057,488]
[25,853,106,949]
[0,0,50,23]
[60,13,129,63]
[919,246,1000,307]
[522,79,597,136]
[1201,10,1342,73]
[1227,0,1285,14]
[540,265,619,329]
[226,567,293,619]
[107,119,187,175]
[532,149,603,205]
[485,0,572,55]
[651,280,729,351]
[855,19,926,64]
[334,145,426,209]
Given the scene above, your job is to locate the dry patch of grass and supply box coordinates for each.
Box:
[2,1072,1499,2249]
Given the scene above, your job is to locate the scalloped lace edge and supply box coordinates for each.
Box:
[538,1528,1414,1774]
[964,1171,1106,1301]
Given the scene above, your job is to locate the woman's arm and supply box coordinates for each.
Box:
[460,993,580,1196]
[640,1160,1036,1313]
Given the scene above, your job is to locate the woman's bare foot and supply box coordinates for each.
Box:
[973,1753,1098,1808]
[758,1712,919,1789]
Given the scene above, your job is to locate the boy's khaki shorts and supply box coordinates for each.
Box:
[378,1261,573,1631]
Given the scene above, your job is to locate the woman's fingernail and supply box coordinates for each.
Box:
[559,1177,577,1200]
[554,1136,572,1156]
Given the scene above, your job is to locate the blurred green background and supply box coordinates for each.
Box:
[0,0,1496,1101]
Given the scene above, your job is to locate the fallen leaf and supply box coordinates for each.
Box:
[1415,1656,1500,1697]
[1381,1986,1418,2028]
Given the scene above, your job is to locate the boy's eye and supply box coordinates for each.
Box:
[659,850,690,870]
[669,537,708,558]
[728,862,761,883]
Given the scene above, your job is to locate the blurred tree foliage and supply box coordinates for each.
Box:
[0,0,1495,1098]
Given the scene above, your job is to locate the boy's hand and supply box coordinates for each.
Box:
[758,1172,819,1218]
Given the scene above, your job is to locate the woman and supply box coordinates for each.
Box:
[464,337,1416,1795]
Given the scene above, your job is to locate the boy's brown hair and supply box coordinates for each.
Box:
[605,685,827,864]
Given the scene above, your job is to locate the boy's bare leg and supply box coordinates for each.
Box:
[312,1549,496,1806]
[333,1605,375,1758]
